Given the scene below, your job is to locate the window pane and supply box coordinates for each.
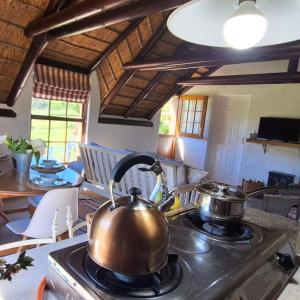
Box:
[67,122,82,142]
[195,111,202,123]
[189,101,196,111]
[182,100,189,110]
[48,142,65,162]
[65,143,79,162]
[181,110,188,122]
[31,119,49,141]
[188,111,195,122]
[196,100,203,111]
[186,122,193,134]
[180,121,186,132]
[50,100,67,117]
[193,122,200,134]
[49,121,66,142]
[67,102,83,118]
[31,98,49,116]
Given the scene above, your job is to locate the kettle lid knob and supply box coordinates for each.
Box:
[129,187,142,197]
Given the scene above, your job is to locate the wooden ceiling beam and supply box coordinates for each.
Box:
[99,22,167,115]
[123,46,300,71]
[89,18,144,72]
[47,0,191,40]
[6,0,65,107]
[177,72,300,86]
[288,59,299,74]
[36,57,90,74]
[25,0,136,38]
[98,117,153,127]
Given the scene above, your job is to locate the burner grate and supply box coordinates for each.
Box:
[184,212,254,242]
[84,253,182,298]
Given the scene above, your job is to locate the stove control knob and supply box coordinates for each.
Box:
[275,253,294,271]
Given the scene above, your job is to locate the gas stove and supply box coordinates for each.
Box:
[47,210,299,300]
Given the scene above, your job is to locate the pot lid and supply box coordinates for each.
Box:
[197,182,246,200]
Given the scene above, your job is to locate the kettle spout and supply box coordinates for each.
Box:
[157,190,175,212]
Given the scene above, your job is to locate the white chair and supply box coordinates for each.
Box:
[0,206,87,255]
[5,188,79,239]
[0,209,59,254]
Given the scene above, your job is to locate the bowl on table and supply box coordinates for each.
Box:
[39,174,59,184]
[41,160,57,168]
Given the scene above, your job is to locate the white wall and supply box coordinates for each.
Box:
[86,72,161,153]
[187,81,300,184]
[0,71,33,154]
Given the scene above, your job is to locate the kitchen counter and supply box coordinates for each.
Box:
[244,207,300,258]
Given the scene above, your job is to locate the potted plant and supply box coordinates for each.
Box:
[0,135,46,173]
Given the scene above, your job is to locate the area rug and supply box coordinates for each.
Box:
[78,198,107,221]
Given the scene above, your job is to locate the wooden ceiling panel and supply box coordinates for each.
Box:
[148,12,164,33]
[107,50,124,80]
[61,34,108,53]
[0,42,26,62]
[40,50,89,68]
[137,17,153,46]
[46,40,99,62]
[85,27,120,44]
[0,21,31,49]
[101,60,117,90]
[108,21,131,33]
[127,76,150,90]
[0,0,45,27]
[0,61,21,77]
[153,83,173,94]
[117,40,133,64]
[111,95,134,107]
[119,85,142,98]
[126,31,143,58]
[20,0,49,10]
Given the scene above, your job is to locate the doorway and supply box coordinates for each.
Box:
[207,95,251,186]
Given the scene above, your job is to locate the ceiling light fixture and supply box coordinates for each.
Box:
[223,0,267,49]
[167,0,300,50]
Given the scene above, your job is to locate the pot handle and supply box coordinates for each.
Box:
[109,153,165,208]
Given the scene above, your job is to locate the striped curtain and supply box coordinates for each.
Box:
[33,64,91,103]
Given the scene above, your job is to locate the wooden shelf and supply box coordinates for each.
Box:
[246,138,300,153]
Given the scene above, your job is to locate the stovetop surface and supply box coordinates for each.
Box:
[48,212,296,300]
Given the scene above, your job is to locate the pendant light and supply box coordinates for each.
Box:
[167,0,300,49]
[223,0,267,49]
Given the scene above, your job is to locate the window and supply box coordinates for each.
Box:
[30,98,85,163]
[176,95,208,138]
[158,97,178,135]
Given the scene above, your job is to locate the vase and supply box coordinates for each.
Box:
[11,152,33,174]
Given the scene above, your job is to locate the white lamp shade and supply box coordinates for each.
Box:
[223,1,267,49]
[167,0,300,48]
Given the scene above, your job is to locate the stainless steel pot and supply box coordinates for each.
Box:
[195,182,277,224]
[88,153,174,276]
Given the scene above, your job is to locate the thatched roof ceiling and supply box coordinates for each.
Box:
[0,0,212,120]
[1,1,296,120]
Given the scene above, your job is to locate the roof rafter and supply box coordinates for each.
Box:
[46,0,190,40]
[25,0,136,37]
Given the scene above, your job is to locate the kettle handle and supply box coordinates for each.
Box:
[111,153,156,183]
[109,153,166,208]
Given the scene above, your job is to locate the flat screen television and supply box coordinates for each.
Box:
[257,117,300,143]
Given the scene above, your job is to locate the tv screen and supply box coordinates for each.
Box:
[257,117,300,143]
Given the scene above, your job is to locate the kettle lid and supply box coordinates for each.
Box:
[117,187,154,210]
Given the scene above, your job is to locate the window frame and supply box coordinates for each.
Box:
[30,98,87,163]
[176,95,208,139]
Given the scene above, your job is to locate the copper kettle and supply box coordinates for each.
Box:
[88,153,175,276]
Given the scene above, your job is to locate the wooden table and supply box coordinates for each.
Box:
[0,158,83,221]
